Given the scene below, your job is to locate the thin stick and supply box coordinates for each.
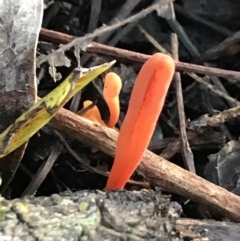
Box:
[97,0,142,43]
[174,5,232,37]
[188,72,240,105]
[194,30,240,64]
[21,142,62,197]
[171,34,195,173]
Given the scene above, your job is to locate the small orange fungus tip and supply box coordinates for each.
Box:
[103,72,122,128]
[80,100,107,127]
[105,53,175,191]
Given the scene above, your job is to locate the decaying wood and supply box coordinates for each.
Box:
[47,107,240,222]
[40,28,240,81]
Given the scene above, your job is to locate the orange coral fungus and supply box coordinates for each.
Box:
[80,100,107,126]
[103,72,122,128]
[105,53,175,190]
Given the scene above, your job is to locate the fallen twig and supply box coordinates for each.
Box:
[48,107,240,222]
[40,28,240,81]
